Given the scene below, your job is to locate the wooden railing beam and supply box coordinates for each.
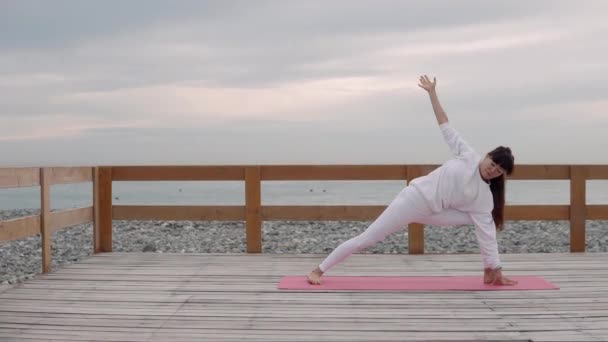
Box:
[406,166,424,255]
[40,168,51,274]
[570,166,586,252]
[96,167,113,253]
[245,167,262,253]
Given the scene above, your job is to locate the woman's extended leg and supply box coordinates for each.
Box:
[308,186,431,284]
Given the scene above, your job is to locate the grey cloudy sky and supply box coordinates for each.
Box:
[1,0,607,166]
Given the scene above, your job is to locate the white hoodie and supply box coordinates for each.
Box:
[410,122,501,269]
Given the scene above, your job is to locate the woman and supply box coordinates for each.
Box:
[307,75,517,286]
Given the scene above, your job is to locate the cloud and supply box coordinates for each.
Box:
[0,115,142,141]
[1,1,607,165]
[18,75,408,132]
[0,0,228,50]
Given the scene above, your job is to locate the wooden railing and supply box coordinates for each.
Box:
[0,167,98,273]
[2,165,608,274]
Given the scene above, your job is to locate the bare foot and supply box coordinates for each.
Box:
[484,268,518,285]
[307,267,324,285]
[483,268,494,284]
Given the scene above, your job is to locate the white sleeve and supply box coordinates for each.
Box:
[468,212,501,269]
[439,122,475,158]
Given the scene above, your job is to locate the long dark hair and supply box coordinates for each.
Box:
[488,146,514,231]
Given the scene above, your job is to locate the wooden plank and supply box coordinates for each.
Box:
[0,167,40,188]
[262,206,385,221]
[259,165,570,180]
[49,207,93,232]
[51,203,577,234]
[0,215,40,242]
[586,165,608,180]
[505,205,569,220]
[587,205,608,220]
[509,165,570,180]
[570,166,586,252]
[5,318,601,331]
[49,167,93,185]
[40,168,51,274]
[0,285,12,295]
[96,167,112,253]
[260,165,408,180]
[412,165,441,176]
[112,205,245,221]
[407,166,424,254]
[111,166,245,181]
[0,165,579,187]
[245,167,262,253]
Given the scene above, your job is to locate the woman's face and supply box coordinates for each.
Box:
[480,155,506,180]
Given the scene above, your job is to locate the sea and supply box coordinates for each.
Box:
[1,180,608,210]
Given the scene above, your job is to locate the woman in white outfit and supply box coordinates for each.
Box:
[307,75,517,286]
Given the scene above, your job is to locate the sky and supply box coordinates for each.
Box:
[1,0,607,166]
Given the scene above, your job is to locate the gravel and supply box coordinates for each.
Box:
[1,209,607,284]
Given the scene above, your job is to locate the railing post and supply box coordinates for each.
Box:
[570,165,586,252]
[407,165,424,254]
[93,167,100,253]
[40,167,52,273]
[95,167,113,253]
[245,166,262,253]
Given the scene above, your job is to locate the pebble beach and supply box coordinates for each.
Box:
[1,208,607,284]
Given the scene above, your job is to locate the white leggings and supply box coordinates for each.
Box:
[318,186,474,273]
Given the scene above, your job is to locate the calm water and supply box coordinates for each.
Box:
[1,180,608,210]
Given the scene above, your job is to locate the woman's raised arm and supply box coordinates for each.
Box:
[418,75,448,125]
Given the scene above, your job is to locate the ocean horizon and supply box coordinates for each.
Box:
[2,180,608,211]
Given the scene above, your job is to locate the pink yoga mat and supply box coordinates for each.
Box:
[278,275,558,291]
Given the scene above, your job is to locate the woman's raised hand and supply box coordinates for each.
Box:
[418,75,436,93]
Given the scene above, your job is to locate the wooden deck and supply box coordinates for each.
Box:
[0,252,607,341]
